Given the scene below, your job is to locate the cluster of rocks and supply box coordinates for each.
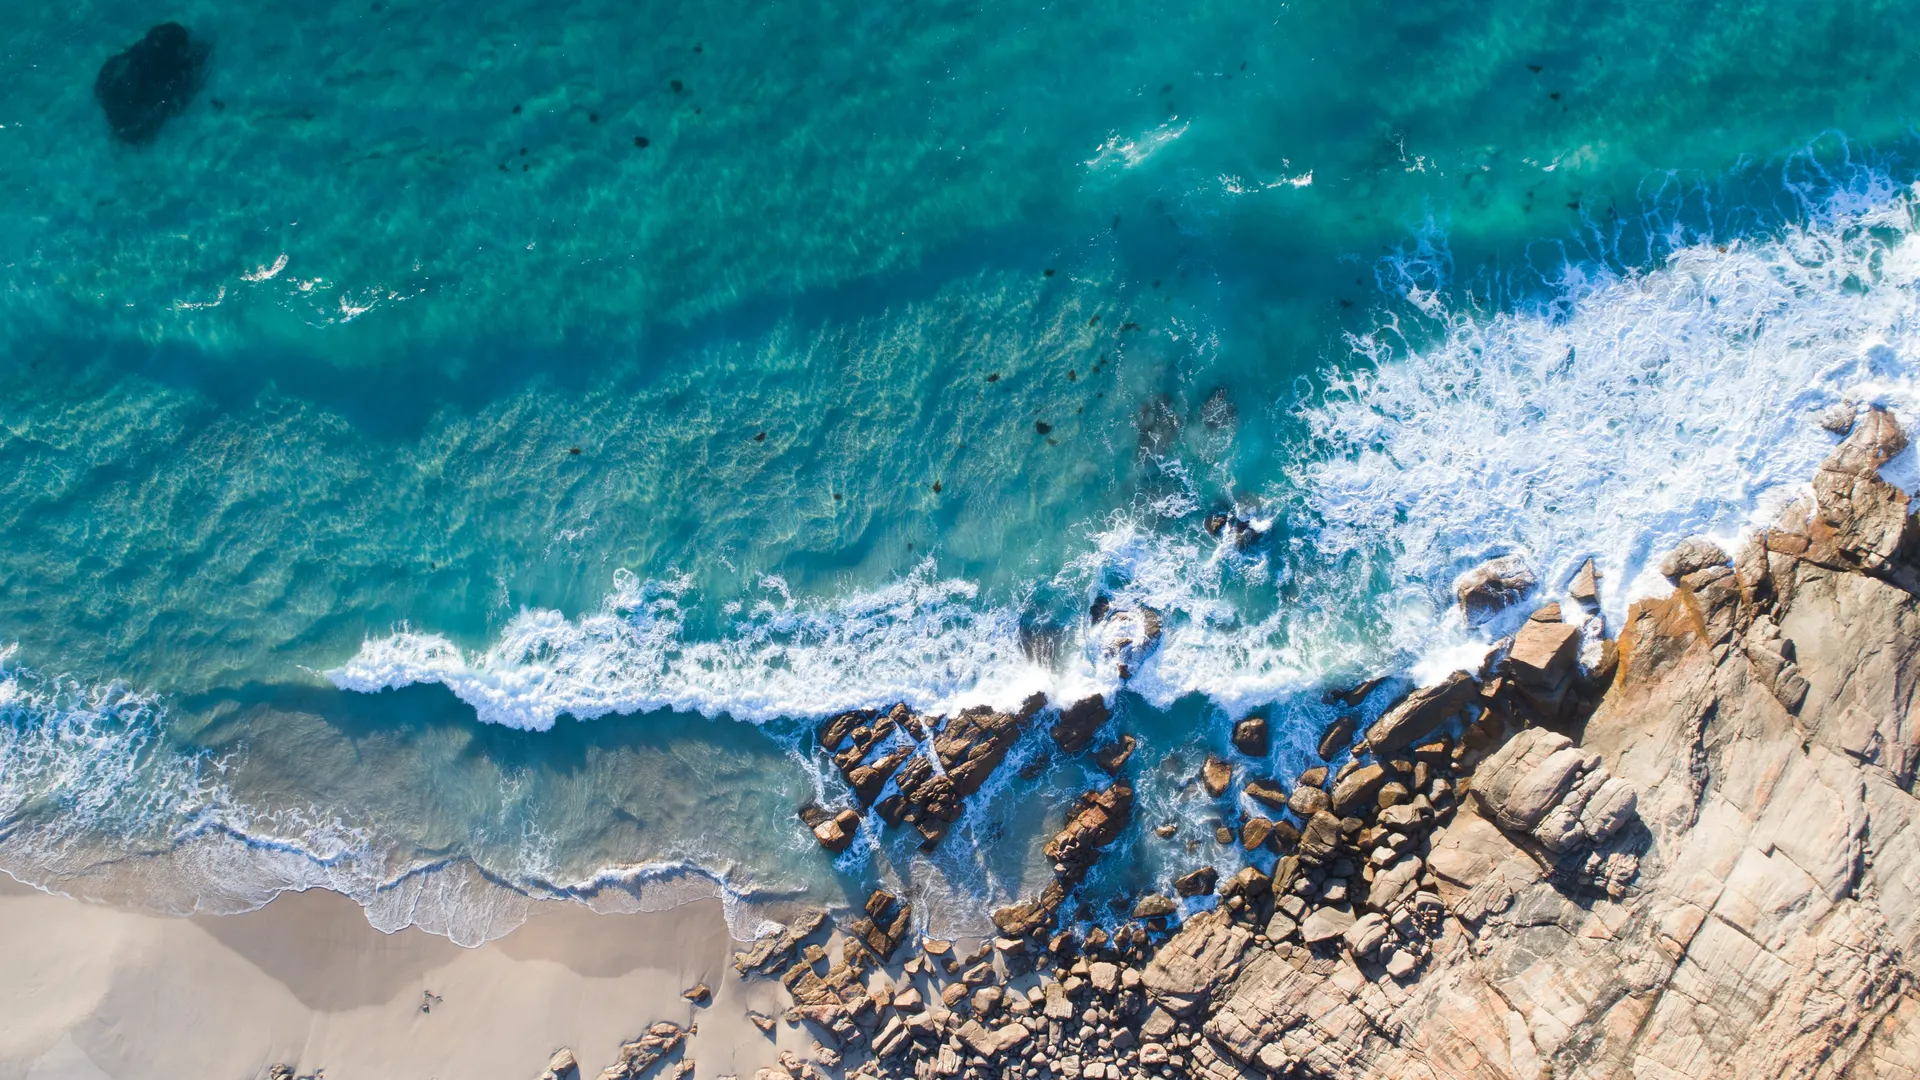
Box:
[568,406,1920,1079]
[803,697,1045,853]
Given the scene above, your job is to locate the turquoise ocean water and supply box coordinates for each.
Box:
[5,0,1920,941]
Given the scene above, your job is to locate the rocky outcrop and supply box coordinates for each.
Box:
[728,408,1920,1080]
[538,1048,577,1080]
[95,24,209,144]
[816,696,1043,849]
[993,780,1135,935]
[1090,599,1164,680]
[1185,406,1920,1080]
[596,1023,685,1080]
[1471,726,1637,853]
[1052,696,1110,753]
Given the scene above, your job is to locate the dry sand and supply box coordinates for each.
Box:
[0,876,806,1080]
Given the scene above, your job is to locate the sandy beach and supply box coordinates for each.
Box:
[0,877,803,1080]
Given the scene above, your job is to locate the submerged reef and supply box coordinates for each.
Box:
[95,23,208,144]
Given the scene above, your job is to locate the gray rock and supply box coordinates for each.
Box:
[1298,904,1357,944]
[1341,913,1389,959]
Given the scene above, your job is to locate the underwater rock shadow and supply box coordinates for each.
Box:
[96,23,209,145]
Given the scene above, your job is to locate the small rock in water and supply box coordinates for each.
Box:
[1230,714,1270,757]
[1568,557,1601,607]
[95,23,210,144]
[1132,893,1177,918]
[1821,400,1858,435]
[1173,866,1217,897]
[1201,754,1232,797]
[1244,778,1288,810]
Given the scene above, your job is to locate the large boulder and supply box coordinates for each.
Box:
[1506,616,1583,712]
[1201,754,1233,797]
[1361,671,1479,754]
[1317,716,1356,760]
[1659,536,1732,581]
[1232,714,1271,757]
[96,23,209,144]
[1329,763,1388,818]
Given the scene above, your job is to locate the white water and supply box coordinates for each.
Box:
[331,180,1920,727]
[13,174,1920,947]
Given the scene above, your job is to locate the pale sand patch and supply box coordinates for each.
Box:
[0,877,809,1080]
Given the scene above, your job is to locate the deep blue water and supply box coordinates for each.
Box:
[3,0,1920,940]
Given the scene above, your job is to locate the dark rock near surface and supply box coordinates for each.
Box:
[1090,734,1136,774]
[1231,714,1270,757]
[1322,675,1387,707]
[1244,777,1288,810]
[1050,695,1108,753]
[96,23,209,144]
[1317,715,1356,760]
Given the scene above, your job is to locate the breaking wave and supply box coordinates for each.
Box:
[331,167,1920,728]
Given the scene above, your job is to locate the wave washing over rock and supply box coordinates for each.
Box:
[554,407,1920,1080]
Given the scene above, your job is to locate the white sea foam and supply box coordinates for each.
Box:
[330,564,1061,730]
[1300,177,1920,674]
[333,175,1920,730]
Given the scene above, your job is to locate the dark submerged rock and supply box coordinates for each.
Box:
[96,23,209,144]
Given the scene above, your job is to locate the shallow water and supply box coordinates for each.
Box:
[4,0,1920,941]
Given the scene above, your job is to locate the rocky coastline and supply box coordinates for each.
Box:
[548,406,1920,1080]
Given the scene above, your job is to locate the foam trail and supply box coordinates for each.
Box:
[333,179,1920,726]
[330,564,1064,731]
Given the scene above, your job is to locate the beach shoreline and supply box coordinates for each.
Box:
[0,876,800,1080]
